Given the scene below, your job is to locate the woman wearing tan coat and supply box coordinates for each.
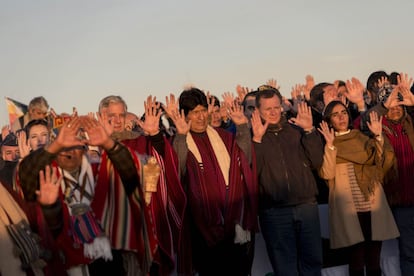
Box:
[318,101,399,276]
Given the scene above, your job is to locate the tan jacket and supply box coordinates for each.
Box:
[319,131,399,249]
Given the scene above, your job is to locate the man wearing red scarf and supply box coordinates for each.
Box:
[165,89,258,276]
[94,95,186,276]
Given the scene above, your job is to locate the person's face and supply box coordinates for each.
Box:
[243,96,256,120]
[28,125,50,150]
[1,145,20,161]
[57,148,84,172]
[386,105,404,121]
[105,102,126,133]
[258,95,282,124]
[187,105,209,133]
[329,104,349,132]
[210,105,222,128]
[29,107,47,120]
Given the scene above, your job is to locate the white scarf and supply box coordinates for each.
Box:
[59,156,112,261]
[186,126,231,186]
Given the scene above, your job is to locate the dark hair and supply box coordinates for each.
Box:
[389,72,400,85]
[322,100,353,129]
[211,95,220,107]
[25,119,49,137]
[255,88,282,108]
[336,80,346,88]
[179,88,208,116]
[309,82,332,112]
[366,71,388,93]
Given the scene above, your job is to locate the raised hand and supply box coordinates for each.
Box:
[291,84,305,113]
[206,92,216,115]
[51,116,86,151]
[251,110,268,143]
[138,95,161,136]
[165,94,191,135]
[303,75,315,101]
[266,78,281,90]
[384,87,403,109]
[227,100,248,126]
[17,130,30,159]
[36,165,62,206]
[318,121,335,147]
[81,115,112,148]
[236,84,251,103]
[222,92,236,107]
[288,102,313,130]
[164,93,179,118]
[344,77,365,109]
[366,111,383,137]
[377,76,388,89]
[397,73,414,106]
[98,109,114,137]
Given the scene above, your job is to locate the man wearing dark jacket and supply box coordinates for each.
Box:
[251,87,324,276]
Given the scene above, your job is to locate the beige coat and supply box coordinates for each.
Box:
[319,133,399,249]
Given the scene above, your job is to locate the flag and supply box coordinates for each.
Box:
[5,97,28,127]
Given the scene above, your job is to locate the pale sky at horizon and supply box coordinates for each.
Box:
[1,0,414,127]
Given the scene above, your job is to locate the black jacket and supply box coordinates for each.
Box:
[254,120,324,209]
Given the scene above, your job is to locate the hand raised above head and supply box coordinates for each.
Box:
[140,95,161,136]
[53,116,86,150]
[227,100,248,126]
[288,102,313,130]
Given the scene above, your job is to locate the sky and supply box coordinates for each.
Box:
[1,0,414,127]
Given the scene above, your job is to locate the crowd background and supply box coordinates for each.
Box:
[1,0,414,127]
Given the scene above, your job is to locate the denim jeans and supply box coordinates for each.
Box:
[259,203,322,276]
[393,206,414,276]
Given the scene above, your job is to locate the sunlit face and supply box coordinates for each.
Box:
[57,148,84,172]
[329,104,349,132]
[28,125,50,150]
[1,145,20,161]
[187,105,209,133]
[210,105,222,127]
[258,95,282,124]
[386,105,404,121]
[105,102,126,133]
[29,108,47,120]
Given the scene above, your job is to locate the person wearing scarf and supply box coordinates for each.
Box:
[17,116,150,275]
[361,76,414,276]
[1,165,65,276]
[96,95,186,276]
[165,89,258,276]
[319,101,399,276]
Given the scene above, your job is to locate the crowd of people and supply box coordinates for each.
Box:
[0,70,414,276]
